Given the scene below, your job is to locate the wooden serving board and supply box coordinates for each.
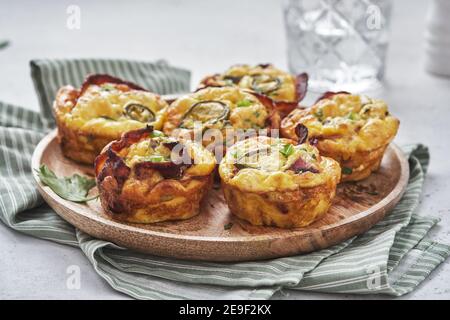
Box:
[32,130,409,262]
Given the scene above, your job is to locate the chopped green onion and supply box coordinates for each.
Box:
[224,222,233,230]
[280,144,294,157]
[342,167,353,175]
[346,112,358,120]
[314,109,323,120]
[237,100,253,107]
[101,84,116,91]
[151,130,164,137]
[145,155,166,162]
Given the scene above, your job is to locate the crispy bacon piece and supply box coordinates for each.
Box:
[109,126,154,152]
[295,73,308,103]
[134,161,188,180]
[59,74,151,113]
[94,126,214,220]
[315,91,350,104]
[261,72,308,117]
[294,123,309,144]
[309,137,319,146]
[289,156,319,174]
[242,90,281,131]
[198,68,309,117]
[95,126,192,184]
[257,63,272,69]
[196,74,227,91]
[79,74,147,95]
[162,141,178,150]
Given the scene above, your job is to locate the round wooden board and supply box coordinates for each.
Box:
[32,130,409,262]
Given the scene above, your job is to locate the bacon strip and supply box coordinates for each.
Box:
[295,73,308,103]
[134,161,188,180]
[315,91,350,104]
[294,123,309,145]
[257,63,272,69]
[79,74,148,95]
[94,126,193,185]
[289,156,319,174]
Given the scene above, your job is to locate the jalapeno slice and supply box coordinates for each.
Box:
[251,75,281,95]
[234,146,271,170]
[124,103,155,123]
[180,100,229,128]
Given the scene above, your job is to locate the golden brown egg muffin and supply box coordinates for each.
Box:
[280,92,400,182]
[219,134,341,228]
[53,74,168,165]
[198,64,308,116]
[94,126,216,223]
[163,86,284,151]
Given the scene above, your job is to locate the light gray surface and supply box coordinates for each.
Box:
[0,0,449,300]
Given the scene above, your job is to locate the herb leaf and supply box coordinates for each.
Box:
[346,112,358,120]
[280,144,294,157]
[237,100,253,107]
[314,109,324,120]
[145,155,166,162]
[0,40,10,50]
[151,129,165,137]
[36,165,97,202]
[224,222,233,230]
[342,167,353,175]
[101,84,116,91]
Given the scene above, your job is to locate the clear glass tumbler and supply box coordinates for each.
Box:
[283,0,392,93]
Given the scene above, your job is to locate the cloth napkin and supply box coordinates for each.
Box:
[0,58,449,299]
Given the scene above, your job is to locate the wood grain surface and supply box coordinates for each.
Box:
[31,129,409,261]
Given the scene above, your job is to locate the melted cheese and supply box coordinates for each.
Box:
[219,136,340,192]
[61,84,168,136]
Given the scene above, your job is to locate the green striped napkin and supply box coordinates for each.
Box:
[0,58,448,299]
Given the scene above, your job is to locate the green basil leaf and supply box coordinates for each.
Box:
[36,165,97,202]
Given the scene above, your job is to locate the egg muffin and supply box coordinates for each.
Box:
[163,86,282,152]
[198,64,308,115]
[94,126,216,223]
[219,134,341,228]
[53,74,168,164]
[281,92,400,182]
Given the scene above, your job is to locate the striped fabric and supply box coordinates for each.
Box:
[0,59,449,299]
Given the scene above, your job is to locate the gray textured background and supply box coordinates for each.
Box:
[0,0,449,299]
